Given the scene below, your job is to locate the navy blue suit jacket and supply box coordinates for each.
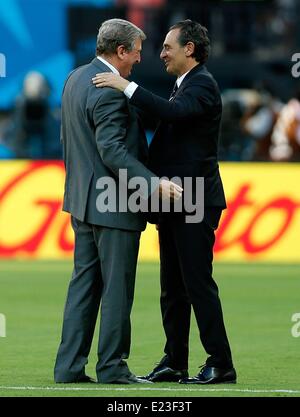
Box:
[130,64,226,211]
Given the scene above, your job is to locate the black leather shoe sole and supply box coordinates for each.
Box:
[179,367,237,385]
[56,375,96,383]
[100,376,153,384]
[180,377,236,385]
[141,367,188,383]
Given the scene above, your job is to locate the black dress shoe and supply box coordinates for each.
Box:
[127,375,153,384]
[74,375,96,383]
[140,363,188,382]
[56,375,96,383]
[106,375,153,384]
[179,365,236,385]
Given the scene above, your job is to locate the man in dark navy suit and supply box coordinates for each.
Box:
[93,19,236,385]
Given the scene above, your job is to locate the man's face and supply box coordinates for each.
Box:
[119,38,142,78]
[160,29,187,76]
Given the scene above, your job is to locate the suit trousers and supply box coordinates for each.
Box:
[54,216,140,383]
[158,208,233,370]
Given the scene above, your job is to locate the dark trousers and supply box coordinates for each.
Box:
[158,208,233,370]
[54,217,140,383]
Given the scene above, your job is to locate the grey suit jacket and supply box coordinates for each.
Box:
[61,58,155,231]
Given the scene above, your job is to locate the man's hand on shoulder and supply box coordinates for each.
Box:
[92,73,130,92]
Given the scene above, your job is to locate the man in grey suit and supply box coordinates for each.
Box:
[54,19,182,384]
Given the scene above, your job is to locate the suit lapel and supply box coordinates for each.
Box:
[181,64,205,85]
[149,64,206,149]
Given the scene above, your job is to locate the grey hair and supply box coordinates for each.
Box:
[96,18,146,56]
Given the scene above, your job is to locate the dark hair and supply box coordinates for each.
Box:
[169,19,210,64]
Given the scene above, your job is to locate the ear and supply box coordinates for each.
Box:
[185,42,195,57]
[116,45,127,60]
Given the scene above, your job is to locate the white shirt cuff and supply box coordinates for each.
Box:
[124,82,138,99]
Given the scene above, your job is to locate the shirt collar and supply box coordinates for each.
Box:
[176,70,190,88]
[97,56,120,75]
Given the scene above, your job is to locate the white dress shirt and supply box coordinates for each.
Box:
[97,56,120,75]
[124,70,191,99]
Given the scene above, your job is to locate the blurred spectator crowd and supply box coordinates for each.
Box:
[0,0,300,161]
[1,71,300,162]
[0,72,61,159]
[220,84,300,161]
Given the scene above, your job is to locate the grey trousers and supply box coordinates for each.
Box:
[54,216,140,383]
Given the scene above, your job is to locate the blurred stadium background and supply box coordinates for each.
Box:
[0,0,300,397]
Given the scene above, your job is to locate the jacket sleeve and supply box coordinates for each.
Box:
[93,88,158,199]
[130,76,218,123]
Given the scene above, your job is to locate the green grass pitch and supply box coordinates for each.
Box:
[0,261,299,397]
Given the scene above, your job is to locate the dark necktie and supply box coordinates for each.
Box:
[169,81,178,100]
